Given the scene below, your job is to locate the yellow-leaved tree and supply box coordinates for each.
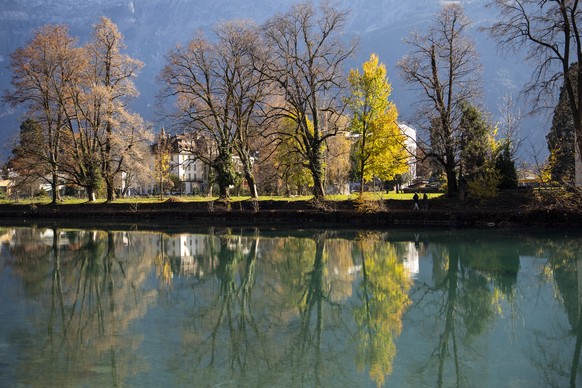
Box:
[347,54,409,195]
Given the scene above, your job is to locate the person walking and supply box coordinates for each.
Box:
[413,192,419,210]
[422,192,428,210]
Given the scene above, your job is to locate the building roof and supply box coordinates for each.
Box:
[154,131,209,155]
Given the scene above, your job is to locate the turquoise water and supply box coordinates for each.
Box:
[0,227,580,387]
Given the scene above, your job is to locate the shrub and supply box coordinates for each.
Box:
[354,193,386,213]
[467,168,501,199]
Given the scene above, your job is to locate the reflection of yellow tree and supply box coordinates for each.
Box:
[355,232,412,387]
[153,233,173,287]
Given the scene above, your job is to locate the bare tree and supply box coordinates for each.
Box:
[5,19,147,203]
[486,0,582,186]
[160,21,270,199]
[56,51,105,201]
[261,1,356,199]
[87,17,145,202]
[498,93,523,158]
[4,25,82,204]
[117,133,154,197]
[397,4,482,196]
[215,20,272,198]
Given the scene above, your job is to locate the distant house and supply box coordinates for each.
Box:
[0,180,12,197]
[133,129,256,196]
[132,130,211,196]
[167,132,211,195]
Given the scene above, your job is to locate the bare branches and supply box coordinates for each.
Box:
[486,0,582,183]
[4,19,149,202]
[160,20,272,198]
[261,1,356,198]
[486,1,581,114]
[398,4,482,196]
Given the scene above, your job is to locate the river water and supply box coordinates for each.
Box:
[0,226,580,387]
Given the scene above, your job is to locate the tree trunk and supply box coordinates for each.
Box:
[359,150,365,195]
[445,164,458,197]
[214,148,235,200]
[359,127,367,196]
[241,157,258,198]
[312,173,325,199]
[106,179,115,202]
[218,183,229,200]
[309,148,326,199]
[86,187,97,202]
[51,168,59,204]
[246,174,258,198]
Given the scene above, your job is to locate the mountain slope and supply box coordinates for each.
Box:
[0,0,547,161]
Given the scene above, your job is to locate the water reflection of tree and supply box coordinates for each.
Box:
[172,229,268,385]
[535,238,582,388]
[6,227,53,295]
[6,228,156,386]
[290,232,330,386]
[210,230,260,371]
[412,237,519,388]
[173,231,361,386]
[354,232,412,387]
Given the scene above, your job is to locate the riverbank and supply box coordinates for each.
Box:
[0,192,579,229]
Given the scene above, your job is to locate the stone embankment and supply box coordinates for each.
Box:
[0,196,579,229]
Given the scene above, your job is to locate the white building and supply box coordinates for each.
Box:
[397,122,417,180]
[170,138,209,195]
[133,130,211,195]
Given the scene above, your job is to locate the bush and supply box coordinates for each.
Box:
[354,193,386,213]
[467,168,501,199]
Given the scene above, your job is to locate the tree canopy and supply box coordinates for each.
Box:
[347,54,409,193]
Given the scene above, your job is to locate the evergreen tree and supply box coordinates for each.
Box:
[459,103,491,180]
[8,119,48,197]
[547,63,577,185]
[495,141,518,190]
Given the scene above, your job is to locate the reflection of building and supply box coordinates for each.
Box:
[166,234,208,276]
[38,229,77,248]
[401,242,420,278]
[151,233,215,277]
[327,239,359,302]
